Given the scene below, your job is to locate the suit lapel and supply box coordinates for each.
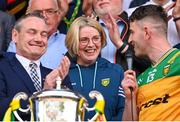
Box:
[9,55,37,93]
[40,64,51,88]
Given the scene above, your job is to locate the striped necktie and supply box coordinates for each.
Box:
[29,62,41,91]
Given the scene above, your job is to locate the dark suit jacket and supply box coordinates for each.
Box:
[0,0,6,11]
[129,0,149,8]
[0,11,15,51]
[0,52,72,120]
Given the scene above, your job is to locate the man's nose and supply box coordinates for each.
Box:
[34,33,43,41]
[41,11,48,19]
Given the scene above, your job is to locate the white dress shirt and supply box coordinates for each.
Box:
[15,54,41,82]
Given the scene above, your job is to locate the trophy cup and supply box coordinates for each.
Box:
[3,77,106,122]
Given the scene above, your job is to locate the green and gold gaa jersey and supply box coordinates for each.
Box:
[137,48,180,121]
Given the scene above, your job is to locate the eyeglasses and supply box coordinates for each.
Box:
[79,35,101,46]
[33,9,58,16]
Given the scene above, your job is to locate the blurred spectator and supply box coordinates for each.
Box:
[92,0,130,65]
[123,0,133,10]
[7,0,28,19]
[0,0,28,19]
[84,0,150,75]
[82,0,93,16]
[0,0,7,11]
[172,0,180,48]
[0,10,15,51]
[58,0,83,34]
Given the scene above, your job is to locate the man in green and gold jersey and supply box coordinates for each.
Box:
[121,4,180,121]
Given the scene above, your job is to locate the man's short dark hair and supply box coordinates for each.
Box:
[14,12,46,31]
[129,5,168,26]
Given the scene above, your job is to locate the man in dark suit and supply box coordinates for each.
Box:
[0,10,15,51]
[0,12,71,120]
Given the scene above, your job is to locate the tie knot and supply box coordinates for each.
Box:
[29,62,37,68]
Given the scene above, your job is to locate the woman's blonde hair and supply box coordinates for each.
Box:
[65,16,107,57]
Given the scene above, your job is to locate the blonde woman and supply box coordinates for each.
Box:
[65,16,125,121]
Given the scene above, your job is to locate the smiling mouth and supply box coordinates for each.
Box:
[29,43,45,47]
[85,49,96,53]
[99,2,109,7]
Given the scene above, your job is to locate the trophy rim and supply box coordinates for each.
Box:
[30,89,87,102]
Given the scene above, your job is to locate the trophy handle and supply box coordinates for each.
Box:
[78,97,87,121]
[84,90,107,122]
[13,92,30,121]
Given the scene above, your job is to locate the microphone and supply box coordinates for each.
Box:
[125,49,133,70]
[125,48,135,121]
[125,49,133,91]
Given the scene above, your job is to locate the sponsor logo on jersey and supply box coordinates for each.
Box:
[140,94,170,111]
[101,78,110,87]
[163,64,170,76]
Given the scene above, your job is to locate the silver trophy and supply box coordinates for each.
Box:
[7,77,106,121]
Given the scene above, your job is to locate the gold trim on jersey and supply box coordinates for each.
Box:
[153,48,176,67]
